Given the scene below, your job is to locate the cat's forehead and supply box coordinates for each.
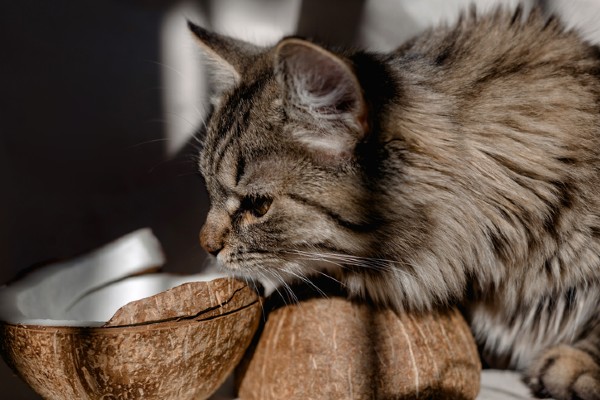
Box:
[208,76,279,136]
[199,76,293,193]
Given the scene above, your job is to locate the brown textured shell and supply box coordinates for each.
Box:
[0,278,261,400]
[105,278,257,327]
[237,295,481,400]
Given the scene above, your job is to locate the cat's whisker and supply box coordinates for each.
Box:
[283,252,349,270]
[149,59,186,79]
[267,269,299,306]
[284,249,414,277]
[280,268,329,300]
[265,273,289,307]
[284,250,370,271]
[310,268,345,286]
[191,133,205,150]
[164,111,200,132]
[128,137,171,149]
[286,248,387,266]
[248,270,270,323]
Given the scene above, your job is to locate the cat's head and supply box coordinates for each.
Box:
[190,23,385,285]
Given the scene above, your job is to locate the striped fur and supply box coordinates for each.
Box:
[192,7,600,399]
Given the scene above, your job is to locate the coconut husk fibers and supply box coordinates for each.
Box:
[0,278,261,400]
[237,280,481,400]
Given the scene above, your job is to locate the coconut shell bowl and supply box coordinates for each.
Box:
[0,229,261,400]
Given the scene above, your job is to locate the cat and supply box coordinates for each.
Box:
[191,6,600,400]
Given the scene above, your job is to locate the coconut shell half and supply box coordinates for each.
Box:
[0,277,261,400]
[0,230,262,400]
[237,283,481,400]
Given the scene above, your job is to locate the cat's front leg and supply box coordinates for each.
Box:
[524,344,600,400]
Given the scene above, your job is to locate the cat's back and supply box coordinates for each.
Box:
[384,6,600,170]
[392,7,600,85]
[378,6,600,306]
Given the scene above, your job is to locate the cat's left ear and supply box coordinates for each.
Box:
[274,38,368,159]
[188,21,261,88]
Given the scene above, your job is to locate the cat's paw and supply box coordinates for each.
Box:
[524,345,600,400]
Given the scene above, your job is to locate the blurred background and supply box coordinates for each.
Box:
[1,0,598,397]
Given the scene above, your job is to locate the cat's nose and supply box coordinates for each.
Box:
[199,212,230,256]
[199,226,225,256]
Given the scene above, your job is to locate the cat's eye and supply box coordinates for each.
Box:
[241,195,272,218]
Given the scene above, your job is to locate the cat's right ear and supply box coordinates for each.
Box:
[274,38,368,161]
[187,21,261,89]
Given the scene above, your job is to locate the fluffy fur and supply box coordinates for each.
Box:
[191,7,600,399]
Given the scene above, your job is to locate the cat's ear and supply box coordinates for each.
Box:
[274,38,368,159]
[188,21,261,88]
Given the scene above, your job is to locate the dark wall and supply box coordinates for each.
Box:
[0,0,209,279]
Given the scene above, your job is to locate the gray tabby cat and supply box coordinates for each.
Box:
[191,6,600,400]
